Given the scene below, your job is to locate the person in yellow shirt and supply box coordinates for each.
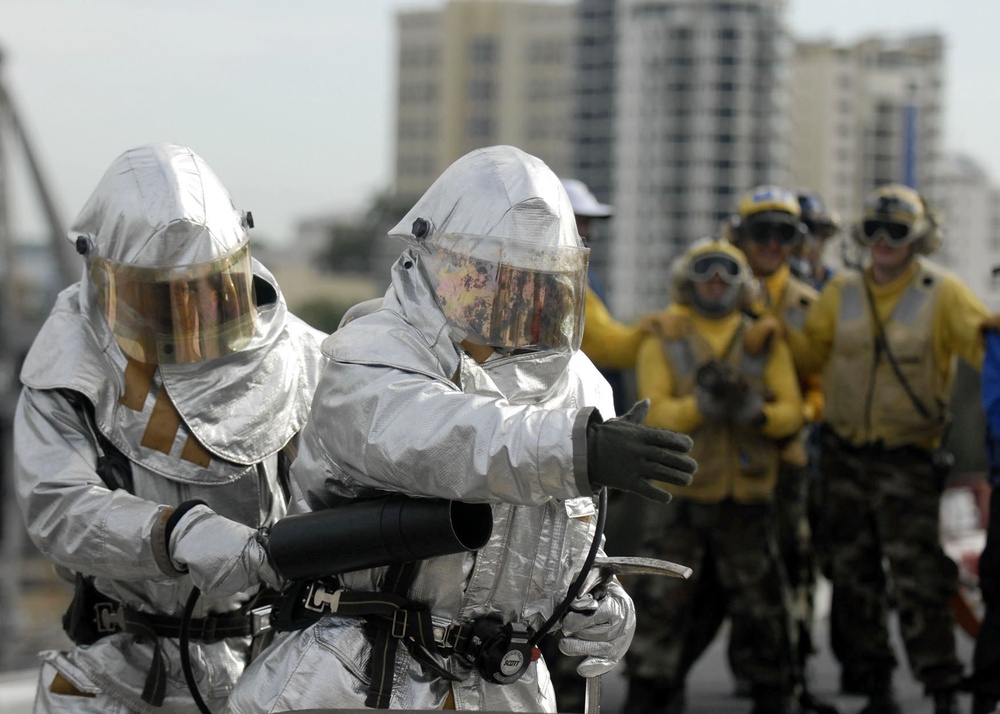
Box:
[624,238,804,714]
[797,184,989,714]
[726,186,837,714]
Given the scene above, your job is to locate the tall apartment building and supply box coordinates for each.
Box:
[394,1,576,199]
[789,34,945,228]
[571,0,617,296]
[602,0,793,318]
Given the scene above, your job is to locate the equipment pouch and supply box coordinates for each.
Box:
[62,574,106,645]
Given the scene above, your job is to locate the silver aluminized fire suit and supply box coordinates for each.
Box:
[227,147,629,713]
[14,143,325,713]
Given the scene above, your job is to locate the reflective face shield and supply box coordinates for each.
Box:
[420,233,589,353]
[89,243,257,364]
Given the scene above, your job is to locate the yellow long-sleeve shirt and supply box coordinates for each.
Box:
[637,305,804,441]
[796,259,987,380]
[796,257,988,448]
[636,304,804,502]
[580,287,647,370]
[760,264,824,423]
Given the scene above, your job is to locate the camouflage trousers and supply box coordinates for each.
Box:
[819,431,963,693]
[730,462,817,685]
[624,497,797,692]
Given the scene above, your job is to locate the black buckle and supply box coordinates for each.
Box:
[303,581,341,613]
[431,617,474,656]
[199,616,217,640]
[95,602,123,634]
[390,609,409,639]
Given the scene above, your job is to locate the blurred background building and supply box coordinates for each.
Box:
[605,0,792,316]
[394,0,576,194]
[391,1,998,314]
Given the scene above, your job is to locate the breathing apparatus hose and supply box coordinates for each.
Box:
[527,485,608,648]
[180,586,213,714]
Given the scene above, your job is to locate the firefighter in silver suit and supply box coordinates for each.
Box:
[226,145,697,712]
[14,143,326,713]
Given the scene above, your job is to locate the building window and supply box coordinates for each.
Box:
[467,117,494,140]
[468,37,497,64]
[468,80,494,102]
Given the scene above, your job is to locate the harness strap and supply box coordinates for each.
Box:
[365,561,416,708]
[275,571,498,708]
[63,576,271,706]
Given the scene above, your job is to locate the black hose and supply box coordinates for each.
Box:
[527,485,608,648]
[180,586,213,714]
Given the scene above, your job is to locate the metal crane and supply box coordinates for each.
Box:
[0,45,73,665]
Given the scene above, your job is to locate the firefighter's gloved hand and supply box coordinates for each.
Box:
[169,504,281,597]
[559,580,635,677]
[585,400,696,504]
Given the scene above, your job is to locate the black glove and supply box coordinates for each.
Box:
[731,389,766,426]
[586,400,696,504]
[694,361,764,426]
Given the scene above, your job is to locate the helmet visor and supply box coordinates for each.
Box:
[421,233,589,353]
[89,243,257,364]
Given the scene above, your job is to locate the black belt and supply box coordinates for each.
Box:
[95,600,271,641]
[64,577,271,707]
[822,428,930,460]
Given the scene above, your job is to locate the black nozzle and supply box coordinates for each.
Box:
[267,495,493,582]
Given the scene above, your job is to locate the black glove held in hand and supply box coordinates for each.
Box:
[586,400,697,504]
[694,361,765,426]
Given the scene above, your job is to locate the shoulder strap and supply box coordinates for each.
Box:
[59,389,134,493]
[859,277,934,420]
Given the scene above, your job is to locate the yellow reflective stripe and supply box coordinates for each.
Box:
[121,359,212,466]
[140,389,181,455]
[181,435,211,467]
[119,358,157,411]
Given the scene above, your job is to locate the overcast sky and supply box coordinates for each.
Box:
[2,0,997,248]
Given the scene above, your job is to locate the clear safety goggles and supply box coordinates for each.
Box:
[859,220,917,247]
[89,243,257,364]
[688,253,744,285]
[421,233,589,353]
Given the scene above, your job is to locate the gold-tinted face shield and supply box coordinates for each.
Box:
[421,234,589,353]
[89,244,257,364]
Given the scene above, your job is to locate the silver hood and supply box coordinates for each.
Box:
[389,144,579,251]
[69,142,250,267]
